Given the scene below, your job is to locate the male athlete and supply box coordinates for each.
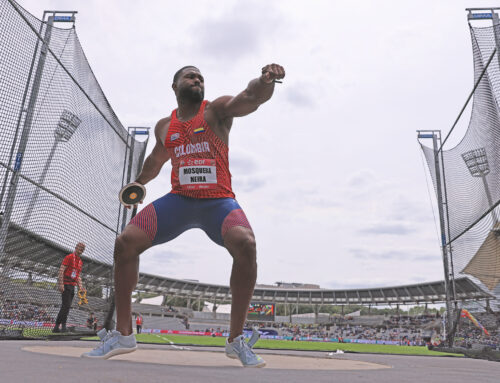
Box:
[83,64,285,367]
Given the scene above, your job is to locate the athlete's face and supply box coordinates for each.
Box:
[174,69,204,102]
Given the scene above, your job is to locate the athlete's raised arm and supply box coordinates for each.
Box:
[210,63,285,120]
[134,117,171,186]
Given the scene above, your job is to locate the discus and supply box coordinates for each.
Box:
[119,182,146,207]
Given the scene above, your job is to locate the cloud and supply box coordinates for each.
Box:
[349,248,402,260]
[195,20,260,60]
[358,223,412,236]
[229,149,259,174]
[412,255,436,262]
[267,185,341,216]
[141,246,187,265]
[233,176,267,193]
[325,279,401,290]
[285,83,315,108]
[348,247,438,263]
[303,195,340,209]
[139,238,211,277]
[324,273,439,290]
[229,148,267,192]
[385,194,433,223]
[344,170,379,199]
[190,3,284,62]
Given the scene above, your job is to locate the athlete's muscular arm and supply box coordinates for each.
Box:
[210,64,285,120]
[135,117,171,185]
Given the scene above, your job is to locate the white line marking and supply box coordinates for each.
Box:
[152,334,191,350]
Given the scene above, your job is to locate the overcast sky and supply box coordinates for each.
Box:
[18,0,495,289]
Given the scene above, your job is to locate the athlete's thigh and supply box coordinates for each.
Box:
[200,198,253,247]
[128,193,197,247]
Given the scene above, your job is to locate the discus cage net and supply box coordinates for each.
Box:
[0,0,147,338]
[419,9,500,347]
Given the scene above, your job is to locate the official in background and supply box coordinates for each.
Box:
[53,242,86,333]
[135,314,143,334]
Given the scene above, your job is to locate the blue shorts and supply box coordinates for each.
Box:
[129,193,252,247]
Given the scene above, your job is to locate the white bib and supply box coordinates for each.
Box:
[179,159,217,190]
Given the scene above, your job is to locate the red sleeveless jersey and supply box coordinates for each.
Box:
[164,101,235,199]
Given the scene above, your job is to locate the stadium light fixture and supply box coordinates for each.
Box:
[55,109,81,142]
[461,148,499,226]
[462,148,490,177]
[21,109,81,227]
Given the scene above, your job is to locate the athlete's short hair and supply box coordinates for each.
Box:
[173,66,199,84]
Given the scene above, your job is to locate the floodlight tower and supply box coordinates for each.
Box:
[104,126,150,331]
[461,148,499,227]
[21,109,81,227]
[119,127,150,232]
[417,130,456,346]
[467,8,500,70]
[0,10,77,263]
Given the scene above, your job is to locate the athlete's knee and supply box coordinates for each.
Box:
[114,234,126,251]
[114,236,130,263]
[226,229,257,260]
[114,233,141,262]
[240,234,256,255]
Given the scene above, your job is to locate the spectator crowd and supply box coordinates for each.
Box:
[0,300,53,323]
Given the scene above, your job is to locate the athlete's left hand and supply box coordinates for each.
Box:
[261,63,285,84]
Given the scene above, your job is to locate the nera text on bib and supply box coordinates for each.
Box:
[179,159,217,190]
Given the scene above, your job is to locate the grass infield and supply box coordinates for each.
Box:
[1,326,461,356]
[82,333,462,357]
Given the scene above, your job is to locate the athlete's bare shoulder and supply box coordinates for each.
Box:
[204,98,233,143]
[205,97,232,121]
[207,96,232,110]
[155,116,171,146]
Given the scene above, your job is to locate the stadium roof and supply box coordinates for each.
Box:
[2,223,494,306]
[133,274,490,306]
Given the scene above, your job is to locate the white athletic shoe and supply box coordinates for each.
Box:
[81,328,137,359]
[225,328,260,359]
[225,329,265,368]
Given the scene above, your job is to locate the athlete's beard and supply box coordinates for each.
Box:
[179,86,204,103]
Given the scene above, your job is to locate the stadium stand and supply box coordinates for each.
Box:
[141,317,187,332]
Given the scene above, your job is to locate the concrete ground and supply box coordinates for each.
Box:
[1,340,500,383]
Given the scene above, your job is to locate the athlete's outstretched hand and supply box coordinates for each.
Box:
[261,63,285,84]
